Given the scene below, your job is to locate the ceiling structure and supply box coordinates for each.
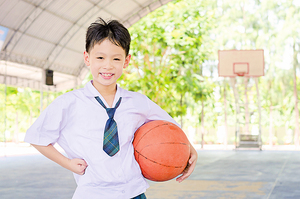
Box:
[0,0,173,91]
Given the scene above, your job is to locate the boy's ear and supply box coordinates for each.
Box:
[123,54,131,69]
[83,51,90,66]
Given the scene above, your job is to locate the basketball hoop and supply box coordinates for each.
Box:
[218,50,264,77]
[217,50,264,150]
[233,63,249,77]
[236,72,245,76]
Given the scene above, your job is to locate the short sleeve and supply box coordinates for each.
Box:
[144,95,180,127]
[24,95,68,146]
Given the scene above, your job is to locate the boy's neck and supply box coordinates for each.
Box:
[92,81,117,107]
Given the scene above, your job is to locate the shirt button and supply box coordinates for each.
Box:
[122,190,125,194]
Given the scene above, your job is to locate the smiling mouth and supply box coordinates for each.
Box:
[100,73,114,77]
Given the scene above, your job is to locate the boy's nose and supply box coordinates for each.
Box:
[103,61,113,69]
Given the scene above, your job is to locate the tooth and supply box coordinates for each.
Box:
[102,73,112,77]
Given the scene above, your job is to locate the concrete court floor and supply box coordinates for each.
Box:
[0,149,300,199]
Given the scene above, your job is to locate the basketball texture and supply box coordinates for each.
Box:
[133,120,190,182]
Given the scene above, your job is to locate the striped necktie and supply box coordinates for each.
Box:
[95,96,122,157]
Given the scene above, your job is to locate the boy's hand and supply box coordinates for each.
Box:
[69,158,88,175]
[31,144,88,175]
[176,145,198,183]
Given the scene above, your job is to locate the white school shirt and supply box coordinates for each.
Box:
[24,81,179,199]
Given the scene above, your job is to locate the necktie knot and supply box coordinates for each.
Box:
[106,108,116,118]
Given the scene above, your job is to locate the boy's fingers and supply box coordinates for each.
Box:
[176,173,187,183]
[81,160,88,167]
[80,168,85,173]
[84,160,88,167]
[79,163,87,175]
[189,155,196,164]
[189,149,198,163]
[77,159,88,167]
[176,156,197,183]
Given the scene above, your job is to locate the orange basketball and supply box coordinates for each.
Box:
[133,120,190,182]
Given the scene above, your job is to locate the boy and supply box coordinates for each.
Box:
[24,18,198,199]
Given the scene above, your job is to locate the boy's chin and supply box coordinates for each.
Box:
[93,79,117,87]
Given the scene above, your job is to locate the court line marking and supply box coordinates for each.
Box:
[266,153,291,199]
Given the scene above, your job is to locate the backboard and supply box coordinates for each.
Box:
[218,50,264,77]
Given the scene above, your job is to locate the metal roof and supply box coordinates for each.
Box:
[0,0,172,91]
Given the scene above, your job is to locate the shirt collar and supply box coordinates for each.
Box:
[83,80,132,99]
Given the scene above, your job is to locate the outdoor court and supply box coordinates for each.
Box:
[1,144,300,199]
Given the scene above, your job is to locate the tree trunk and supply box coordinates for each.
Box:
[230,78,240,147]
[199,64,203,76]
[269,105,273,146]
[180,93,183,128]
[30,108,33,125]
[254,78,262,149]
[201,100,205,149]
[244,77,250,134]
[14,111,19,144]
[224,79,228,147]
[293,42,299,148]
[269,81,273,147]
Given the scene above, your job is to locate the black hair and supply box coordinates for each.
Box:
[85,18,131,56]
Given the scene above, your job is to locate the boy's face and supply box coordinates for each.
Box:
[84,39,131,91]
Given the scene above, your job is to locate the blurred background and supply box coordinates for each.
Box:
[1,0,300,150]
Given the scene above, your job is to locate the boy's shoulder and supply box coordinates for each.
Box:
[52,87,85,105]
[61,87,86,97]
[64,87,85,97]
[119,87,148,100]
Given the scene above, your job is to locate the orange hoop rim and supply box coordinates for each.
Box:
[236,73,246,76]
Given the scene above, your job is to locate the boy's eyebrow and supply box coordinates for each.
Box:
[112,53,123,57]
[95,52,123,57]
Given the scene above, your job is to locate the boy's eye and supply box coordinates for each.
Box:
[97,57,104,59]
[114,58,121,61]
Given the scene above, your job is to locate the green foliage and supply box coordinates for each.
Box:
[0,85,62,142]
[120,0,216,119]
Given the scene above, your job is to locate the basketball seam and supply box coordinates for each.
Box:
[134,149,188,169]
[139,142,190,154]
[134,122,177,148]
[142,142,189,147]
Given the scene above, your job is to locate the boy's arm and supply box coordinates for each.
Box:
[32,144,88,175]
[176,142,198,183]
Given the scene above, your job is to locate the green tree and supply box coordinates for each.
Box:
[120,0,216,129]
